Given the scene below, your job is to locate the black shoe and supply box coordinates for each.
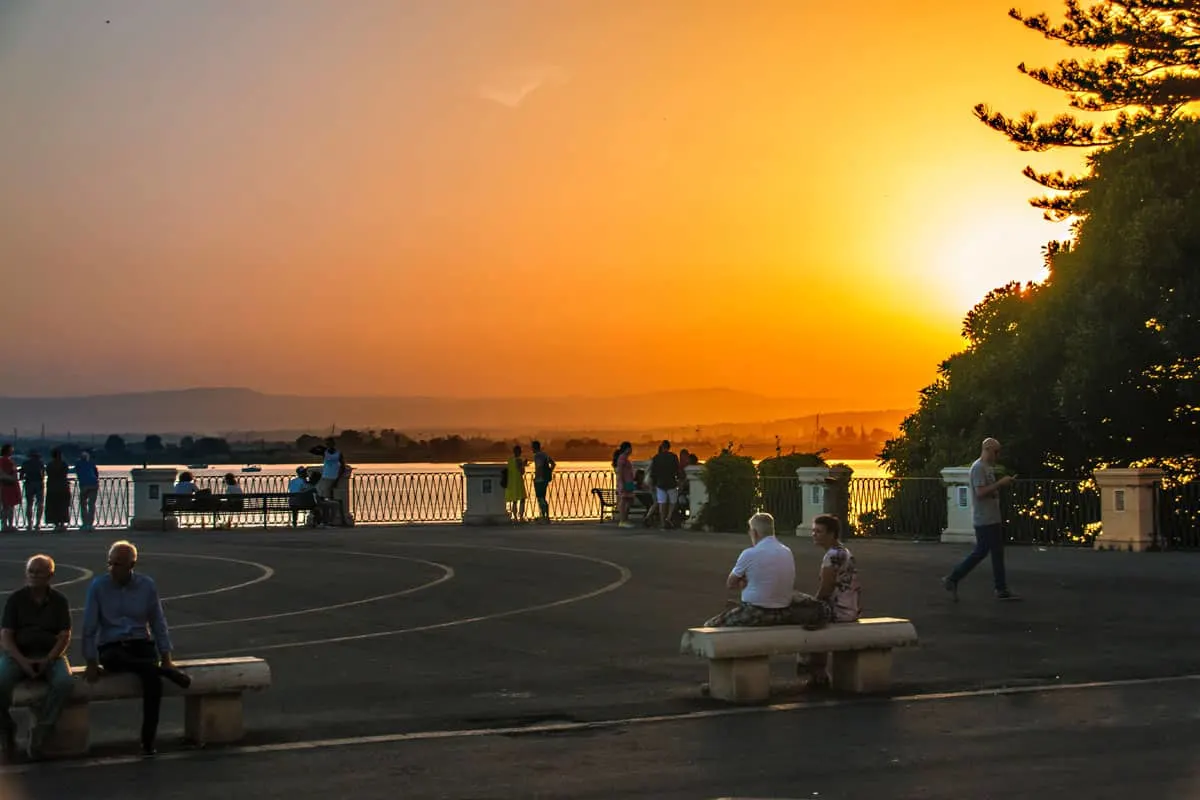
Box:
[995,589,1022,601]
[161,667,192,689]
[941,576,959,602]
[141,743,157,757]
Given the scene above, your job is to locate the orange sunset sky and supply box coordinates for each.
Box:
[0,0,1085,405]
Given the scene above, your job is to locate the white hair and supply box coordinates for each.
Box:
[982,437,1001,451]
[108,540,138,562]
[748,512,776,538]
[25,554,54,573]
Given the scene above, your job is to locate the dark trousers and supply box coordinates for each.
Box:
[948,523,1008,591]
[98,640,166,746]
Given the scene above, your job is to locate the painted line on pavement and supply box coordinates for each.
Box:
[5,672,1198,774]
[68,553,275,613]
[188,545,632,657]
[172,553,454,630]
[0,559,93,589]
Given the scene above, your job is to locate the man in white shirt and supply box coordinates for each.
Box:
[703,512,796,627]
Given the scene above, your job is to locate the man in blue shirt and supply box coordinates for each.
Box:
[81,540,191,756]
[73,451,100,531]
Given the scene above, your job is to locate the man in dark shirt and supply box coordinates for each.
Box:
[649,440,681,530]
[530,441,556,524]
[18,452,44,531]
[0,554,73,761]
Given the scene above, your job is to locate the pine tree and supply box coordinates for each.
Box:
[975,1,1200,219]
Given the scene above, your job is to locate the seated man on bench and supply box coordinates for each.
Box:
[703,512,796,627]
[82,540,192,757]
[796,514,862,689]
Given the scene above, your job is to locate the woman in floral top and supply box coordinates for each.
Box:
[800,513,861,688]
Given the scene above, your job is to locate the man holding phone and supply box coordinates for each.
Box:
[943,437,1021,601]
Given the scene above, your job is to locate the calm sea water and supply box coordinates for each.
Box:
[96,458,891,480]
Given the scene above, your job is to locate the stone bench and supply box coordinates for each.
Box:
[680,617,919,703]
[11,657,271,757]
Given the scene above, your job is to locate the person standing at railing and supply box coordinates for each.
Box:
[530,441,555,524]
[613,442,636,529]
[18,452,44,532]
[0,446,19,533]
[942,437,1021,602]
[43,450,70,533]
[74,451,100,532]
[504,445,528,522]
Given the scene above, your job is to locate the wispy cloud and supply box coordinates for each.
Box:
[478,64,570,109]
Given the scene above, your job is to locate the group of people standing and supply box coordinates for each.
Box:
[0,446,101,533]
[504,441,556,523]
[612,440,698,529]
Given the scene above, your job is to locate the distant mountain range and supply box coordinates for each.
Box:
[0,387,904,438]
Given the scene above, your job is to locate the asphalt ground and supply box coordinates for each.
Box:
[0,524,1195,799]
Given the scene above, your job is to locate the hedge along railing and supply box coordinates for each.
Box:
[1001,478,1101,546]
[1157,478,1200,549]
[849,477,947,540]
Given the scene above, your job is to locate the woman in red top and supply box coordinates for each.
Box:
[0,444,20,532]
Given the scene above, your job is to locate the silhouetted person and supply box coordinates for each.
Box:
[74,451,100,531]
[530,441,556,524]
[18,452,44,531]
[43,450,70,532]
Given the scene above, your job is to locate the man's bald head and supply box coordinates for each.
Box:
[981,438,1002,463]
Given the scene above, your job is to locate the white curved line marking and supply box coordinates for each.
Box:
[4,672,1197,774]
[190,545,632,657]
[0,559,93,589]
[67,553,275,613]
[172,553,454,630]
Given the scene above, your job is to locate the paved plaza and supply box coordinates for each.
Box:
[0,524,1196,799]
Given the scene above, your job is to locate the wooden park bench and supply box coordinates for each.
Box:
[11,656,272,757]
[162,491,321,530]
[680,617,919,703]
[590,488,655,522]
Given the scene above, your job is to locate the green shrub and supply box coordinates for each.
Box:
[757,452,827,531]
[698,448,757,532]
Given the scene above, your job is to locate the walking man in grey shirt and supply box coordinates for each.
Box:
[942,438,1021,601]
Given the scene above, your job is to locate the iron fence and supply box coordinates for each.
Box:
[850,477,947,540]
[4,477,131,531]
[1157,479,1200,549]
[1002,479,1101,546]
[352,470,465,524]
[521,469,614,521]
[758,476,804,532]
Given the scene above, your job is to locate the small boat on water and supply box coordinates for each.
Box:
[241,465,263,473]
[187,463,209,470]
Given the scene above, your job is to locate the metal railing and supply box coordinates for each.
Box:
[1002,479,1101,546]
[758,476,804,532]
[1158,479,1200,549]
[520,469,614,521]
[850,477,947,540]
[4,477,131,531]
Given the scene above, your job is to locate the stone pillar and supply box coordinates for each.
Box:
[461,463,509,525]
[940,467,975,544]
[794,467,831,536]
[1093,467,1163,552]
[130,467,180,531]
[684,464,708,529]
[824,464,854,534]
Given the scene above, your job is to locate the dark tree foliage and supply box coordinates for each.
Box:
[882,119,1200,480]
[975,1,1200,218]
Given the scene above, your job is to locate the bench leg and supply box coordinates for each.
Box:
[829,648,893,693]
[33,702,90,758]
[707,657,770,703]
[185,693,245,745]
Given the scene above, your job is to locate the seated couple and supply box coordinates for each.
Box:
[703,512,860,688]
